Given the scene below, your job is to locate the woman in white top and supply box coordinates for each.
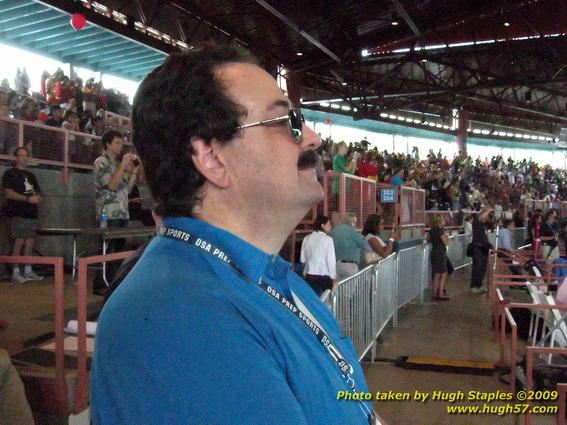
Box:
[300,215,336,296]
[361,214,399,265]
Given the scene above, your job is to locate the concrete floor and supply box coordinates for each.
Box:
[363,267,557,425]
[0,270,102,354]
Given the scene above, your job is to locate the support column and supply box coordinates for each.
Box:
[285,69,302,107]
[456,109,469,155]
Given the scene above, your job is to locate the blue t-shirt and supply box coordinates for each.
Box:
[91,217,371,424]
[391,175,404,186]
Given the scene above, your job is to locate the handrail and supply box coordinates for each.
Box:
[74,250,135,413]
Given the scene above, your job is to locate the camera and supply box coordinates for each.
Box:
[132,158,140,167]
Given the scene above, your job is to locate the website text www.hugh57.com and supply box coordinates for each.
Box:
[447,403,557,416]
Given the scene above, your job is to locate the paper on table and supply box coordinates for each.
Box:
[65,320,97,336]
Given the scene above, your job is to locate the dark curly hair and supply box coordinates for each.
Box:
[132,43,258,217]
[101,129,123,150]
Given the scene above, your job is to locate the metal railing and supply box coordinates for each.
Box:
[0,116,102,184]
[331,233,472,360]
[322,171,377,230]
[103,111,131,133]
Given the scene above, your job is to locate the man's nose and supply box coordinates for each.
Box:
[299,125,321,151]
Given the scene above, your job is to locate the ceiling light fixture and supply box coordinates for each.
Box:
[392,21,399,26]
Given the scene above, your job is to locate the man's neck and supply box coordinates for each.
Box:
[105,150,117,161]
[15,164,25,170]
[195,195,301,255]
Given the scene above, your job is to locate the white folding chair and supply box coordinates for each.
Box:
[539,295,567,363]
[526,282,549,346]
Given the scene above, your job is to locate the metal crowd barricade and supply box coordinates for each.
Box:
[332,265,375,359]
[396,245,424,309]
[330,233,474,361]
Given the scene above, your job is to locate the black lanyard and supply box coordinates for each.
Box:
[158,225,376,424]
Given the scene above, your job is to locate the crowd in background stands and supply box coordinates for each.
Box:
[0,67,131,137]
[319,138,567,215]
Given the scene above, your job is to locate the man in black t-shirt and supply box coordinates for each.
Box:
[2,147,44,283]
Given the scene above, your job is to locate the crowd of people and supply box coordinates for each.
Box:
[321,138,566,215]
[0,67,131,139]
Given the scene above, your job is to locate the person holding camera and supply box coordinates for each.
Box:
[92,129,139,295]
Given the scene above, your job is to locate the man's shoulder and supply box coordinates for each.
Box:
[2,167,17,177]
[2,167,20,183]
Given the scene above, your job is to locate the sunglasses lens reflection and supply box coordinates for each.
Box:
[289,109,304,142]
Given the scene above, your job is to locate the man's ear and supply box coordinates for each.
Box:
[190,137,229,189]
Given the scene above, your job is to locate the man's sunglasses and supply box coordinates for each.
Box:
[237,108,305,143]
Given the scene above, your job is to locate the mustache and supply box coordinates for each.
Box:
[297,150,321,170]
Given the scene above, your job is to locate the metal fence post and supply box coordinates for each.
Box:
[420,244,425,304]
[393,253,399,326]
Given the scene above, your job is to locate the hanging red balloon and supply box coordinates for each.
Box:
[325,118,331,125]
[70,13,87,31]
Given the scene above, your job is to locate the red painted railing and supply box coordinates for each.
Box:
[73,251,135,413]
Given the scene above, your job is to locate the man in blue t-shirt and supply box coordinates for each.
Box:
[90,45,376,424]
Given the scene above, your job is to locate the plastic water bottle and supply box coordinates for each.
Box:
[100,208,108,229]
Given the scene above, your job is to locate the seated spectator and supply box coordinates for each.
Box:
[86,115,105,136]
[61,109,80,133]
[300,215,336,296]
[330,212,366,280]
[45,105,64,127]
[391,168,404,186]
[361,214,398,265]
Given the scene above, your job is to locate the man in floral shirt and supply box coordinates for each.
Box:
[93,129,138,295]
